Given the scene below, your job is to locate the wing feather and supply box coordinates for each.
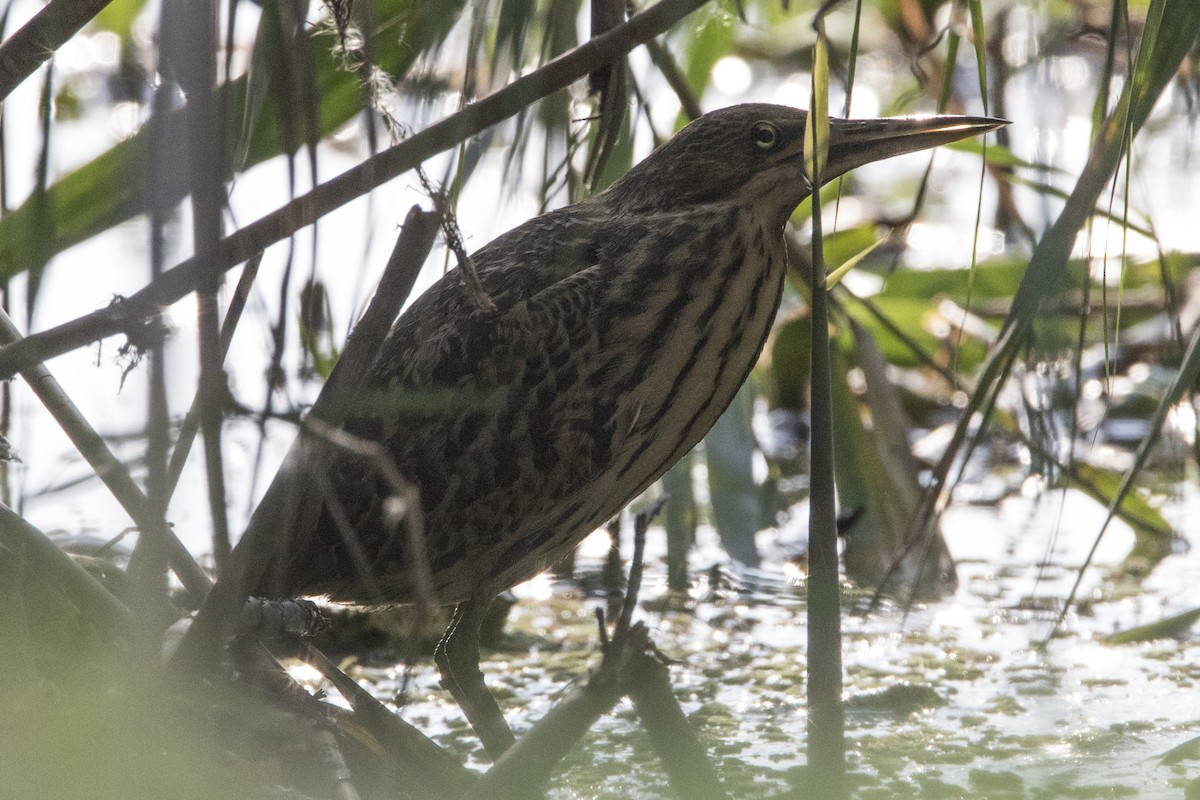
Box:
[270,206,626,602]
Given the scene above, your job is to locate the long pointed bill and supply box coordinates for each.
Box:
[824,116,1008,180]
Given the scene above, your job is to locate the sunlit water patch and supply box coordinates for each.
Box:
[339,491,1200,798]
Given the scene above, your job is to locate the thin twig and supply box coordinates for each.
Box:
[644,38,703,121]
[300,418,436,610]
[416,167,495,313]
[171,0,233,573]
[805,28,847,790]
[127,66,183,616]
[165,254,264,495]
[374,95,492,314]
[616,497,665,637]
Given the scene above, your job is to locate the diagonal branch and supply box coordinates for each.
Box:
[0,0,711,381]
[0,502,131,634]
[0,0,114,102]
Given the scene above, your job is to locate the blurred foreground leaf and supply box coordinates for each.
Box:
[1102,606,1200,645]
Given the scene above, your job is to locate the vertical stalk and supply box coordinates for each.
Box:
[662,454,695,592]
[806,180,846,793]
[805,18,845,794]
[0,7,10,510]
[125,79,176,616]
[170,0,231,570]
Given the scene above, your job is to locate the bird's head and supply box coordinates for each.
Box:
[605,103,1005,227]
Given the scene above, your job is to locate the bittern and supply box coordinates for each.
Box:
[256,104,1003,756]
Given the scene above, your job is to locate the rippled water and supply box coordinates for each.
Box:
[304,483,1200,799]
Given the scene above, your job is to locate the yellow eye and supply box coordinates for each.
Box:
[752,121,780,150]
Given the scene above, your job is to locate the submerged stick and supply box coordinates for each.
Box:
[302,643,476,800]
[463,626,647,800]
[628,652,729,800]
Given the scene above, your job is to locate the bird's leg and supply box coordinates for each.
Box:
[434,595,516,759]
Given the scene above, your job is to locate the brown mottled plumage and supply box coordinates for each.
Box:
[255,104,1003,756]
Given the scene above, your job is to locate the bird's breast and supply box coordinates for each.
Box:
[600,207,788,504]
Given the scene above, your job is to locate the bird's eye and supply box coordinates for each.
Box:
[752,121,780,150]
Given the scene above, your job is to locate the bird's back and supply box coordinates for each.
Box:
[259,196,787,606]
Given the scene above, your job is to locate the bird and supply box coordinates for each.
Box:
[250,103,1004,757]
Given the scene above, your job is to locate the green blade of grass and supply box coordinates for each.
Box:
[914,0,1200,619]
